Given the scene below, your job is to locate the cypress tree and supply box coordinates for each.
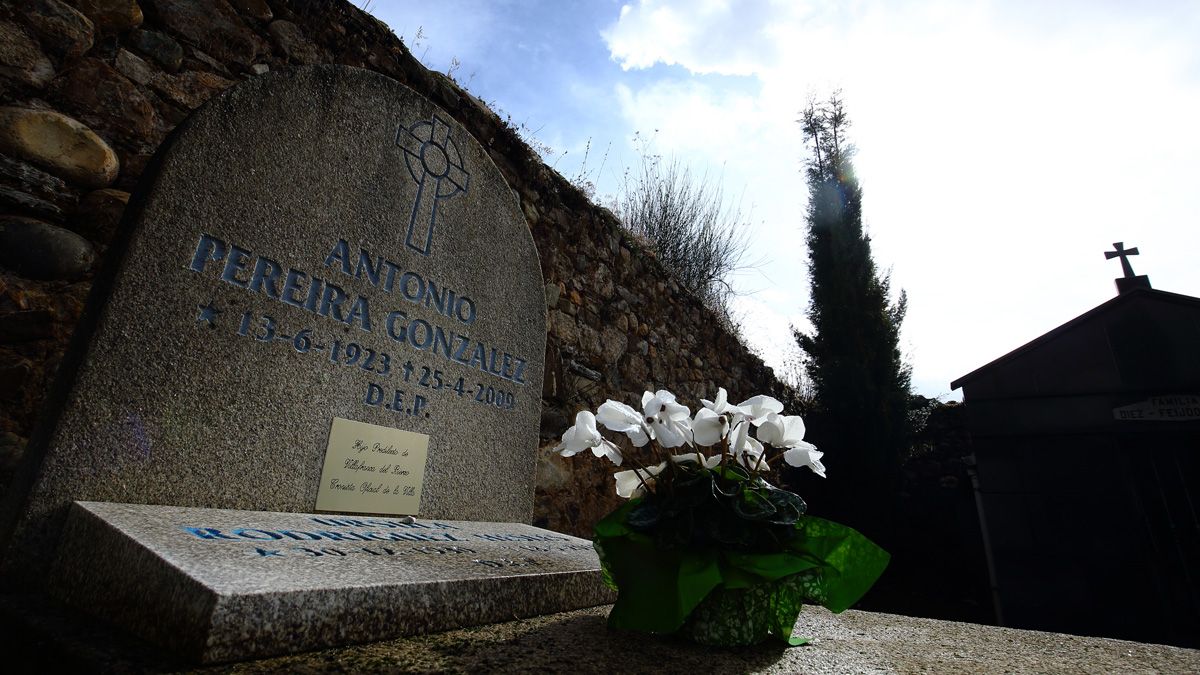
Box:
[793,94,912,536]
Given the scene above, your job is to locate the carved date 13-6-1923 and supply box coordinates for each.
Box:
[187,234,527,416]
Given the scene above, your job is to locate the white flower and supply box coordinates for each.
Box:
[783,443,826,478]
[758,412,825,476]
[756,413,807,449]
[736,394,785,426]
[701,387,747,417]
[670,452,722,469]
[729,419,750,454]
[596,399,651,447]
[555,411,622,465]
[729,420,765,469]
[641,389,692,448]
[690,407,727,446]
[614,461,667,498]
[737,437,765,469]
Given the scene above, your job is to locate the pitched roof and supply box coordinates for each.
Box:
[950,288,1200,390]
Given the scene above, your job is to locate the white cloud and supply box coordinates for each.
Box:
[603,0,1200,396]
[728,292,807,375]
[603,0,782,75]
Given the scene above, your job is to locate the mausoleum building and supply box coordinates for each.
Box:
[953,250,1200,648]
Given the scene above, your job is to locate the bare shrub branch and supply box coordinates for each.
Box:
[615,139,753,313]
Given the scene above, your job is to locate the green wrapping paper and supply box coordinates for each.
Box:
[594,500,890,646]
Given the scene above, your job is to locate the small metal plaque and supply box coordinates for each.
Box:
[316,417,430,515]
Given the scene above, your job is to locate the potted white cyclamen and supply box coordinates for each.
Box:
[556,388,888,646]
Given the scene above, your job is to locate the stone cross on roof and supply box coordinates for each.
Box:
[1105,242,1140,278]
[1105,241,1152,294]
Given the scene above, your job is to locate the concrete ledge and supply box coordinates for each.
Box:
[4,593,1198,673]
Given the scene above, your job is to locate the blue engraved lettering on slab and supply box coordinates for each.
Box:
[234,528,284,540]
[183,527,237,540]
[395,115,470,256]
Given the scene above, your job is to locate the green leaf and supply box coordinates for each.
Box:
[593,499,638,539]
[626,499,661,531]
[713,463,752,482]
[652,508,693,549]
[711,475,742,498]
[764,486,807,525]
[705,505,753,547]
[662,472,714,523]
[732,487,778,521]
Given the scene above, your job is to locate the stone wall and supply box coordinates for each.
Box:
[0,0,786,537]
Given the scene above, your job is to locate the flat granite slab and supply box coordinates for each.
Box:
[46,502,613,663]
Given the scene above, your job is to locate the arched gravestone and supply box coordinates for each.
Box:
[0,66,553,587]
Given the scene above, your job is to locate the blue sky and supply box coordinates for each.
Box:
[372,0,1200,400]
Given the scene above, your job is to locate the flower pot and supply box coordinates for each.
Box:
[679,572,819,646]
[554,388,889,647]
[595,502,888,647]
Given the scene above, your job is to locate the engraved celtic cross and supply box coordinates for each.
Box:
[395,115,470,256]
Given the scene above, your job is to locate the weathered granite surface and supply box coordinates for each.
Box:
[0,65,546,588]
[3,594,1197,673]
[48,502,611,663]
[0,0,791,547]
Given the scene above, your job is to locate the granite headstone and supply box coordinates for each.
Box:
[0,65,548,586]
